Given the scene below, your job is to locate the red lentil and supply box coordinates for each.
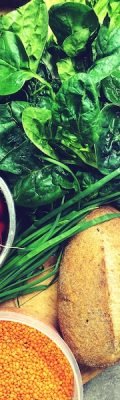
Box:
[0,321,74,400]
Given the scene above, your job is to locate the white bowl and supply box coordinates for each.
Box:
[0,309,83,400]
[0,178,16,267]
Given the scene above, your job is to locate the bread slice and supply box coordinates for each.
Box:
[58,206,120,367]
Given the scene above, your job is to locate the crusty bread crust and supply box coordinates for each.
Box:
[58,206,120,367]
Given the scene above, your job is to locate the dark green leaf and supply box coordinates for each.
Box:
[13,166,75,207]
[53,73,99,167]
[95,105,120,173]
[95,26,120,58]
[102,70,120,105]
[22,106,57,159]
[0,102,39,174]
[49,2,99,56]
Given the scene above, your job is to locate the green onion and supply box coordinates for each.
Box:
[0,168,119,303]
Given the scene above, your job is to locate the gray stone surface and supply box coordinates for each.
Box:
[83,364,120,400]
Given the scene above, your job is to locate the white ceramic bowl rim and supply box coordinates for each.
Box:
[0,177,16,267]
[0,310,83,400]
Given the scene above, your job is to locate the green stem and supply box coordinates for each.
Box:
[0,213,119,298]
[0,247,58,289]
[0,252,62,297]
[32,72,55,100]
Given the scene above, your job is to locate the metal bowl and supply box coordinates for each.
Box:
[0,178,16,267]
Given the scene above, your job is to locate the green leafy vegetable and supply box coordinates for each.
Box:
[63,28,90,57]
[0,31,32,95]
[0,0,48,72]
[49,2,99,56]
[89,52,120,83]
[57,58,75,83]
[53,72,99,166]
[95,105,120,174]
[108,0,120,30]
[0,102,37,174]
[93,0,109,23]
[102,70,120,105]
[22,106,57,159]
[95,26,120,58]
[13,166,76,207]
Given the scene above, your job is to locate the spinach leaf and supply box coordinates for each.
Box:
[53,72,99,167]
[63,27,90,57]
[0,102,39,174]
[102,70,120,105]
[0,31,32,95]
[95,105,120,174]
[22,106,57,159]
[57,58,76,83]
[10,101,30,123]
[13,166,75,207]
[49,3,99,56]
[89,50,120,83]
[86,0,118,26]
[95,26,120,58]
[0,0,48,72]
[108,0,120,30]
[93,0,109,23]
[89,25,120,82]
[54,128,97,167]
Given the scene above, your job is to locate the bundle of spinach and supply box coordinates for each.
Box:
[0,0,120,302]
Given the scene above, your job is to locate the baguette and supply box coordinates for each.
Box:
[58,206,120,367]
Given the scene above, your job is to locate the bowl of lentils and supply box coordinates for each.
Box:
[0,309,83,400]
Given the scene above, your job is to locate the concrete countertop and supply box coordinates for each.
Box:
[84,363,120,400]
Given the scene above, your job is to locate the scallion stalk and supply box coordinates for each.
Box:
[0,169,119,303]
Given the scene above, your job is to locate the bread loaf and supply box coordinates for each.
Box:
[58,206,120,367]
